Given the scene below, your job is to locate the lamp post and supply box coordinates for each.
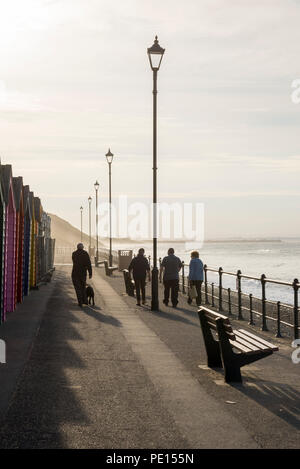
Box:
[147,35,165,311]
[80,206,83,242]
[106,148,114,267]
[94,181,99,266]
[88,196,92,255]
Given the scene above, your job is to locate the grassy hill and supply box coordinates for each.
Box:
[48,213,101,250]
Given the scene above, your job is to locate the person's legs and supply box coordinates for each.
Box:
[195,280,202,306]
[140,277,146,303]
[80,276,87,304]
[163,280,171,305]
[134,278,141,304]
[72,275,84,305]
[171,279,179,306]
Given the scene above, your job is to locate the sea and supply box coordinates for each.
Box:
[111,238,300,306]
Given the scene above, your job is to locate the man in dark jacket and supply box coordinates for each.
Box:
[159,247,182,307]
[72,243,92,307]
[128,248,150,306]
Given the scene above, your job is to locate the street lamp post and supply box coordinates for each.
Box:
[147,35,165,311]
[94,181,99,266]
[80,206,83,242]
[88,196,92,255]
[106,148,114,267]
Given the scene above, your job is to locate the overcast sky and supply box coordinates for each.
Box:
[0,0,300,239]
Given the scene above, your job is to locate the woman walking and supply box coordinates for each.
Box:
[188,251,204,306]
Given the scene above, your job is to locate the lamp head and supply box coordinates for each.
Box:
[106,148,114,164]
[94,180,99,191]
[147,35,165,71]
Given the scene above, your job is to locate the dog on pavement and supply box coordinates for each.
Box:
[85,284,95,305]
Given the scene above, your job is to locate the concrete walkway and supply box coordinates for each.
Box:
[0,265,299,448]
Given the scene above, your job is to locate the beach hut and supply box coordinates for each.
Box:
[0,171,5,323]
[42,213,52,273]
[13,177,24,304]
[29,191,36,289]
[23,185,31,297]
[1,165,16,317]
[34,197,42,283]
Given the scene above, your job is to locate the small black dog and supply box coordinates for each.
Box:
[85,284,95,305]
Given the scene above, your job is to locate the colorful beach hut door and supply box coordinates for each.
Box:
[0,184,5,323]
[23,186,31,297]
[13,178,24,304]
[4,176,16,315]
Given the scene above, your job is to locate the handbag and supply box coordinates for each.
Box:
[188,284,198,299]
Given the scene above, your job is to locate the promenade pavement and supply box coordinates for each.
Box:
[0,265,299,448]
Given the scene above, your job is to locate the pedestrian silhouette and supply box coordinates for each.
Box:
[72,243,92,307]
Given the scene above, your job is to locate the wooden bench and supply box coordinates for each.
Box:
[104,260,118,276]
[123,269,135,297]
[198,306,279,383]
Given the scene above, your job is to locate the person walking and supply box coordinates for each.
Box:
[72,243,92,307]
[159,248,182,307]
[188,250,204,306]
[128,248,150,306]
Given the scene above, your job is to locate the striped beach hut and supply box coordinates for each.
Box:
[29,191,36,289]
[34,197,42,284]
[1,165,16,317]
[23,185,31,297]
[0,170,5,323]
[13,177,24,304]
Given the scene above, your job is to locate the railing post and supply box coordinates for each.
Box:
[276,301,282,338]
[261,274,268,331]
[293,278,299,340]
[218,267,223,312]
[182,261,186,294]
[228,288,232,316]
[204,264,209,304]
[237,270,243,320]
[248,293,254,325]
[211,283,215,307]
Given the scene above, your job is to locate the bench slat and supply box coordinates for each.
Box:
[203,312,233,332]
[204,310,230,323]
[238,329,279,351]
[199,307,229,322]
[232,334,261,352]
[234,330,270,351]
[206,320,217,330]
[229,339,257,354]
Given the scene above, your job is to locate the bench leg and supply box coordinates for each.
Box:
[223,351,272,383]
[215,319,243,383]
[198,310,222,368]
[224,363,242,383]
[216,320,274,383]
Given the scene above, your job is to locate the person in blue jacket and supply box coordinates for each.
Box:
[188,251,204,306]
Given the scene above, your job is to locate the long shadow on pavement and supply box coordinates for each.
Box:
[0,269,90,449]
[82,305,122,327]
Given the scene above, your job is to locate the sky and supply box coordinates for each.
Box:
[0,0,300,239]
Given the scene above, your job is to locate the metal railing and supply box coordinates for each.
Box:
[155,257,299,340]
